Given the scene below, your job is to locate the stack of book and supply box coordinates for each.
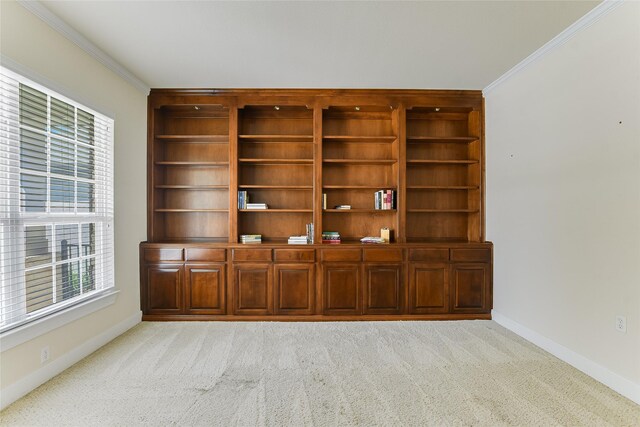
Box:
[334,205,351,210]
[288,235,309,245]
[360,236,386,244]
[322,231,341,244]
[374,190,396,210]
[246,203,268,210]
[240,234,262,244]
[238,191,249,209]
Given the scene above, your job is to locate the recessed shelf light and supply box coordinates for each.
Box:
[274,106,280,110]
[434,107,440,112]
[194,106,200,110]
[355,106,360,111]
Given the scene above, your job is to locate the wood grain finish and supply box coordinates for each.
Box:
[451,263,488,312]
[233,263,273,315]
[322,263,361,315]
[143,88,492,321]
[409,263,448,314]
[274,249,315,263]
[186,264,225,314]
[274,264,315,315]
[146,264,183,314]
[363,264,402,314]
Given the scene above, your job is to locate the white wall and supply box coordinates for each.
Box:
[0,1,146,403]
[486,1,640,400]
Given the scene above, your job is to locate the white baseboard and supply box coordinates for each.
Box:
[0,310,142,410]
[492,310,640,405]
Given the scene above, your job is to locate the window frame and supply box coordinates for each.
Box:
[0,65,116,342]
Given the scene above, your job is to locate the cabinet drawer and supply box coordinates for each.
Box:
[321,249,361,262]
[409,249,449,262]
[450,248,491,262]
[232,248,272,262]
[274,249,315,263]
[363,248,403,262]
[186,248,226,262]
[144,248,183,262]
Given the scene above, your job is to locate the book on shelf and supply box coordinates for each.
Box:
[288,235,309,245]
[334,205,351,210]
[322,193,327,210]
[360,236,386,244]
[374,190,396,210]
[306,223,314,244]
[240,234,262,243]
[322,231,341,244]
[246,203,268,209]
[238,191,249,209]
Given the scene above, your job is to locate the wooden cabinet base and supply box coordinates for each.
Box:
[140,242,492,320]
[142,313,492,321]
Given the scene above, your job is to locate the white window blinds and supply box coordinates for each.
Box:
[0,66,114,333]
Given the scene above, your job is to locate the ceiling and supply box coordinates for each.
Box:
[38,1,599,90]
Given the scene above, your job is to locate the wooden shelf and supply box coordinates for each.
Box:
[238,185,313,190]
[239,209,312,213]
[155,209,229,213]
[145,89,490,321]
[323,186,397,190]
[323,159,396,165]
[406,160,478,164]
[238,158,313,164]
[324,209,396,213]
[407,209,479,213]
[407,186,479,190]
[156,135,229,143]
[155,185,228,190]
[323,135,397,143]
[406,136,477,143]
[238,134,313,142]
[155,161,229,166]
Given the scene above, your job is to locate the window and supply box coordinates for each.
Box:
[0,66,114,333]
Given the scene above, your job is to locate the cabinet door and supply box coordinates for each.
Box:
[233,263,273,315]
[451,263,489,312]
[274,264,315,315]
[145,264,183,314]
[363,264,402,315]
[185,264,226,315]
[322,263,360,315]
[409,263,448,314]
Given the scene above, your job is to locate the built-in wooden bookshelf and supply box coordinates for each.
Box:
[150,104,230,241]
[142,89,491,321]
[236,105,314,243]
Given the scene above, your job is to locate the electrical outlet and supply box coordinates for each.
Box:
[615,315,627,333]
[40,346,50,364]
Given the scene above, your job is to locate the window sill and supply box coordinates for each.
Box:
[0,290,119,352]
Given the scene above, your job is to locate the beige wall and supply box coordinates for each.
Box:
[0,1,146,389]
[486,1,640,387]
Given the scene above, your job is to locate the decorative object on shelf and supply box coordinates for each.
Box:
[380,228,394,243]
[240,234,262,244]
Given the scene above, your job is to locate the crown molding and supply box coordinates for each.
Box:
[483,0,624,95]
[17,0,150,94]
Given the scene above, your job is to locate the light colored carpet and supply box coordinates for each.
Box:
[1,321,638,426]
